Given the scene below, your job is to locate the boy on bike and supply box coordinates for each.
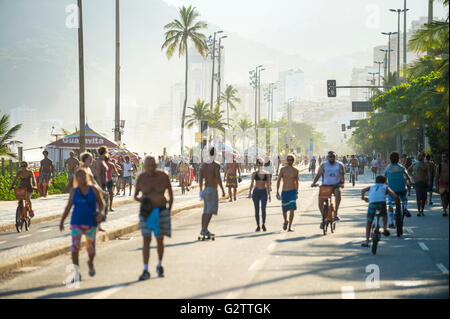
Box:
[384,151,413,228]
[10,161,37,217]
[361,176,399,248]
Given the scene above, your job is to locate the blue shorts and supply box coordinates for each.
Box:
[367,202,387,223]
[281,189,297,213]
[388,190,407,207]
[122,176,132,184]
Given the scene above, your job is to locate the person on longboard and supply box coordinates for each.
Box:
[199,147,225,239]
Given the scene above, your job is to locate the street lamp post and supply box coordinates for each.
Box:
[381,32,397,83]
[258,68,265,125]
[77,0,86,153]
[374,61,383,86]
[209,30,223,147]
[287,98,294,151]
[379,49,393,84]
[390,8,408,85]
[114,0,121,144]
[216,35,227,107]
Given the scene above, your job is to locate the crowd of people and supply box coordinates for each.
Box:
[8,145,448,283]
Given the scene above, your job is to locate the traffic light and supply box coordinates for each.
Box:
[341,124,346,132]
[327,80,336,97]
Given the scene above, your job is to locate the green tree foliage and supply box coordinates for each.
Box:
[162,5,208,155]
[0,112,22,158]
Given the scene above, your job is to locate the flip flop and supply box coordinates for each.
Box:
[283,221,288,231]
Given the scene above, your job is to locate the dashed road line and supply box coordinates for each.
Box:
[394,281,426,287]
[267,242,277,252]
[38,229,52,233]
[405,228,413,235]
[17,234,32,239]
[91,284,127,299]
[341,286,355,299]
[248,257,268,271]
[0,240,6,245]
[418,242,429,251]
[226,289,244,299]
[436,264,449,275]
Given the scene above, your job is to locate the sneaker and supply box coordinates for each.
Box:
[156,265,164,278]
[288,228,294,232]
[139,270,150,281]
[200,229,207,236]
[262,225,266,232]
[443,212,448,217]
[87,261,95,277]
[383,230,390,237]
[388,224,395,229]
[404,209,411,218]
[334,216,340,221]
[255,226,261,232]
[361,243,369,247]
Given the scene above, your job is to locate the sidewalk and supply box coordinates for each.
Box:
[0,181,199,232]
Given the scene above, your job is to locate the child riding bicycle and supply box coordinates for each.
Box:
[361,176,399,248]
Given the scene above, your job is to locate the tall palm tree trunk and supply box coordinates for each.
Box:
[181,48,188,155]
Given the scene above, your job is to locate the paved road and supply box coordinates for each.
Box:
[0,171,447,298]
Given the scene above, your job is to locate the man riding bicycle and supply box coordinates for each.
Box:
[384,151,413,228]
[311,151,346,228]
[349,155,359,183]
[10,161,37,217]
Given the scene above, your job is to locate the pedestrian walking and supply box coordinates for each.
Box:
[276,154,299,232]
[199,147,226,237]
[135,156,173,280]
[224,155,241,202]
[412,152,431,216]
[59,168,105,283]
[436,151,449,216]
[248,158,271,232]
[425,153,436,205]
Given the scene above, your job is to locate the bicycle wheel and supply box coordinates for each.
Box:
[331,221,336,233]
[352,174,355,186]
[395,211,403,237]
[323,205,328,235]
[24,215,29,231]
[371,228,379,255]
[15,206,23,233]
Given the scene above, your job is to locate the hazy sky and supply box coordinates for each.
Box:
[163,0,448,62]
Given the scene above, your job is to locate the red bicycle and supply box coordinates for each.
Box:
[14,188,32,232]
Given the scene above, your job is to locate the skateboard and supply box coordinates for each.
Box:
[198,234,215,241]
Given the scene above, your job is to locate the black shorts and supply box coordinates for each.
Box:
[415,182,428,201]
[107,180,114,190]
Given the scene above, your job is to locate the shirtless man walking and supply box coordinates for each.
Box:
[276,154,299,232]
[39,150,55,197]
[199,147,226,237]
[65,151,80,191]
[412,152,431,216]
[224,156,241,202]
[135,156,173,280]
[436,151,449,216]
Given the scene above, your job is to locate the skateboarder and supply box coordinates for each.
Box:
[199,147,226,239]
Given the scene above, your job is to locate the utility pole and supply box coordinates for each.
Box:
[77,0,86,153]
[114,0,121,143]
[381,32,397,82]
[374,62,383,86]
[403,0,408,68]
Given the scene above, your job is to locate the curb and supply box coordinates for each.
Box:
[0,184,201,234]
[0,167,306,277]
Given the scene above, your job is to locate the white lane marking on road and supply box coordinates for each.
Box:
[91,284,127,299]
[418,242,429,251]
[248,256,268,271]
[226,289,244,299]
[267,242,276,252]
[38,229,52,233]
[17,234,32,239]
[0,241,6,245]
[405,228,413,234]
[436,264,449,275]
[394,281,426,287]
[341,286,355,299]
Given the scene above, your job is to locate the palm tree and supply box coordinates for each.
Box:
[162,5,208,155]
[220,84,241,126]
[208,105,229,144]
[185,98,210,131]
[235,118,253,153]
[0,112,22,158]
